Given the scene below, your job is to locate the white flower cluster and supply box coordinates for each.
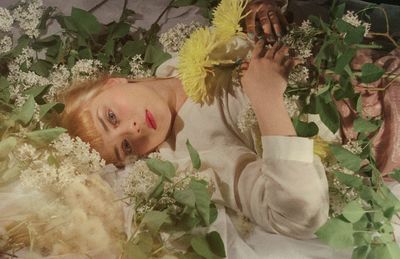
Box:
[283,95,300,118]
[129,54,152,79]
[343,140,363,155]
[237,104,258,134]
[19,133,105,191]
[0,36,12,54]
[288,65,310,87]
[12,0,44,38]
[326,163,360,216]
[71,59,102,82]
[45,65,71,102]
[159,22,202,53]
[342,11,371,36]
[0,7,14,32]
[282,19,317,60]
[7,48,50,106]
[109,64,122,75]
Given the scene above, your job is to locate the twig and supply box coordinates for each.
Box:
[369,32,400,49]
[88,0,110,13]
[153,0,175,26]
[119,0,128,22]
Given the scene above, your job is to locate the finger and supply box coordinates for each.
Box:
[252,39,265,59]
[245,9,257,41]
[283,58,295,78]
[269,10,282,38]
[265,41,282,59]
[276,11,289,31]
[275,46,289,64]
[258,8,275,43]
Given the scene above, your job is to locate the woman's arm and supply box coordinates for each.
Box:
[241,40,296,136]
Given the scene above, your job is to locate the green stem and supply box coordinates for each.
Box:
[88,0,110,13]
[152,245,166,256]
[119,0,128,22]
[153,0,175,26]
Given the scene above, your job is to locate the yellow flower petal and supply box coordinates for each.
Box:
[313,136,331,160]
[212,0,249,42]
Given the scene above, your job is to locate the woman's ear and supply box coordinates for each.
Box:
[104,77,128,88]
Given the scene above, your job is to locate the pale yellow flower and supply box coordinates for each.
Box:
[178,28,219,104]
[212,0,249,42]
[313,136,331,160]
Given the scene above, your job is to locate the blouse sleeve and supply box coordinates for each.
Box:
[235,135,329,240]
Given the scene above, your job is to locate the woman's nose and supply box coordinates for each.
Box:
[132,121,141,134]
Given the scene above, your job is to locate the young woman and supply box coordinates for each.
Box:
[59,1,331,258]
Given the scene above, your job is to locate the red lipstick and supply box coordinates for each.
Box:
[145,109,157,130]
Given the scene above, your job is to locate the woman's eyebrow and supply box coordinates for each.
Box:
[97,109,109,132]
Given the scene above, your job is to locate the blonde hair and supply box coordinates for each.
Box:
[58,76,118,164]
[59,76,172,165]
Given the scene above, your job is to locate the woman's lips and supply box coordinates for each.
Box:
[145,109,157,130]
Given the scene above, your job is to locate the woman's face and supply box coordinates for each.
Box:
[87,78,173,164]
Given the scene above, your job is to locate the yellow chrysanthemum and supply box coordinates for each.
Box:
[212,0,249,42]
[313,136,331,160]
[178,28,220,104]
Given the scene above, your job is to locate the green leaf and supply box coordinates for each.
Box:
[39,103,65,118]
[330,144,362,172]
[207,231,226,257]
[174,189,196,208]
[125,243,148,259]
[335,172,363,188]
[23,84,49,98]
[360,63,385,84]
[190,179,211,226]
[367,244,399,259]
[141,210,171,234]
[145,44,171,69]
[292,117,319,137]
[389,169,400,182]
[316,96,340,133]
[191,235,216,259]
[315,218,354,249]
[354,117,380,133]
[352,246,369,259]
[0,77,10,102]
[0,137,17,159]
[335,49,356,74]
[122,40,146,57]
[336,19,354,33]
[25,127,66,145]
[344,26,365,45]
[342,200,365,223]
[186,140,201,170]
[146,158,176,181]
[148,176,165,199]
[70,7,101,37]
[332,3,346,19]
[109,22,130,39]
[0,166,21,185]
[31,59,53,77]
[13,95,35,125]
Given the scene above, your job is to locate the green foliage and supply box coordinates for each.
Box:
[186,139,201,170]
[316,218,354,249]
[360,63,385,83]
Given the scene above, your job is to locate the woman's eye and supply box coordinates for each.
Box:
[107,110,118,125]
[122,139,132,155]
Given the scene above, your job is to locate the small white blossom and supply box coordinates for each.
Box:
[343,140,363,155]
[0,36,12,54]
[288,65,309,87]
[15,143,39,161]
[71,59,102,82]
[342,11,371,36]
[299,20,313,34]
[283,95,300,118]
[0,7,14,32]
[129,54,152,79]
[108,65,121,75]
[12,0,43,38]
[159,22,202,53]
[45,65,71,102]
[237,104,257,133]
[123,159,158,201]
